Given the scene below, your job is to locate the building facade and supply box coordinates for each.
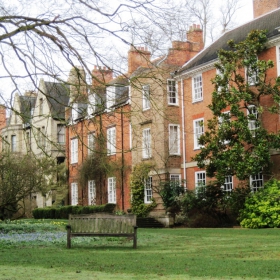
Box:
[175,0,280,192]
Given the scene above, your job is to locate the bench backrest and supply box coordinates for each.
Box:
[68,213,137,234]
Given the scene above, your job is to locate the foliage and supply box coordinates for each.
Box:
[180,182,250,227]
[32,204,115,219]
[194,29,280,184]
[0,152,65,220]
[130,163,156,217]
[239,179,280,228]
[159,181,185,215]
[78,132,110,187]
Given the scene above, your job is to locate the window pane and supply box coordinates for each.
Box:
[144,176,153,203]
[88,180,96,205]
[193,74,203,101]
[142,85,150,110]
[168,80,177,104]
[142,128,151,158]
[169,125,179,154]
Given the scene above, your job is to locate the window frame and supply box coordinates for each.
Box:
[142,84,150,110]
[169,124,180,155]
[88,93,96,116]
[195,171,206,189]
[192,74,203,102]
[106,86,115,109]
[167,79,178,105]
[247,105,259,134]
[107,126,116,156]
[246,56,258,86]
[108,177,116,203]
[88,132,95,155]
[11,135,16,152]
[57,124,65,144]
[71,182,78,205]
[88,180,96,205]
[144,176,153,204]
[142,128,151,159]
[276,45,280,76]
[193,118,204,150]
[72,103,79,121]
[250,172,263,192]
[71,138,78,164]
[222,175,233,192]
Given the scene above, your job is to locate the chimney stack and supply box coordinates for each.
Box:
[253,0,280,18]
[67,66,87,102]
[128,46,151,75]
[92,65,113,88]
[187,24,204,51]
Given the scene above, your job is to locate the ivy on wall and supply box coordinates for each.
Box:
[130,162,156,217]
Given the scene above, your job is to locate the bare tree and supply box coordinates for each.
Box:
[219,0,242,33]
[185,0,243,44]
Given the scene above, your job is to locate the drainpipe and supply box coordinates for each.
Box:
[121,108,125,211]
[181,78,187,190]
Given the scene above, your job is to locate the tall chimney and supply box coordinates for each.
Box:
[253,0,280,18]
[187,24,204,52]
[92,65,113,88]
[68,66,87,102]
[127,46,151,75]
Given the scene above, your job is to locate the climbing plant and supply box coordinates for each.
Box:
[130,162,156,217]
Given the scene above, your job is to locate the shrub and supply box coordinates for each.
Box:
[180,182,249,227]
[159,181,185,214]
[239,179,280,228]
[32,204,116,219]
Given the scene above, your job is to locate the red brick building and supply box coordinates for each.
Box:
[176,0,280,191]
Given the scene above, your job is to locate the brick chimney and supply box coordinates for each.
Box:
[253,0,280,18]
[165,24,204,66]
[187,24,204,52]
[128,46,151,75]
[67,66,87,102]
[92,65,113,88]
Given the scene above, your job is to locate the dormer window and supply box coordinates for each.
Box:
[72,103,78,120]
[88,93,96,116]
[106,86,115,109]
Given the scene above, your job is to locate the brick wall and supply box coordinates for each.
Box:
[253,0,280,18]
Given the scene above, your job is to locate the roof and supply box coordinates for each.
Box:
[178,8,280,74]
[44,82,70,120]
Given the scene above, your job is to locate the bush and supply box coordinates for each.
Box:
[32,204,116,219]
[180,183,250,227]
[239,179,280,228]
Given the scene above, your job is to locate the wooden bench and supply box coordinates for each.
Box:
[66,213,138,249]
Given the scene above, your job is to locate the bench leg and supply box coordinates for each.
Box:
[133,226,137,249]
[67,227,71,249]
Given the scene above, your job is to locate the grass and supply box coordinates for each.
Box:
[0,220,280,279]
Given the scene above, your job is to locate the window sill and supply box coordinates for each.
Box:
[192,99,203,104]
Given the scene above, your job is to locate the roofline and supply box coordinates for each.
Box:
[176,33,280,79]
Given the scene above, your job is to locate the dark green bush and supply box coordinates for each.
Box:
[32,204,116,219]
[180,183,250,227]
[239,179,280,228]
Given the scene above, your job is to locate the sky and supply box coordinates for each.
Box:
[0,0,255,105]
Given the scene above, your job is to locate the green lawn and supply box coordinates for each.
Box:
[0,220,280,279]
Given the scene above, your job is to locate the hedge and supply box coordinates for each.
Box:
[32,204,116,219]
